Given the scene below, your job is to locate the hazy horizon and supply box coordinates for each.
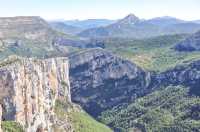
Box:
[49,15,198,21]
[0,0,200,21]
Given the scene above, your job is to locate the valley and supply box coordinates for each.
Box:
[0,11,200,132]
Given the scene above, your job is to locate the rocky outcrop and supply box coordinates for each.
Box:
[69,49,152,117]
[69,48,200,118]
[116,13,140,25]
[156,59,200,95]
[0,57,71,132]
[175,31,200,51]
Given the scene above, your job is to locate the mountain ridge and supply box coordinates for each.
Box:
[175,30,200,51]
[78,14,200,38]
[116,13,140,25]
[61,19,116,29]
[0,15,200,132]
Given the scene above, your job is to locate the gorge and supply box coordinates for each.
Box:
[0,14,200,132]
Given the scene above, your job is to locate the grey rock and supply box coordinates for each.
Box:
[69,49,152,117]
[156,60,200,95]
[0,57,72,132]
[69,48,200,117]
[175,31,200,51]
[117,14,140,25]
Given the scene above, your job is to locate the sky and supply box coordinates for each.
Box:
[0,0,200,20]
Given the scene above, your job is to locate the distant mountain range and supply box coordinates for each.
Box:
[62,19,116,29]
[50,22,84,35]
[1,15,200,132]
[77,14,200,38]
[0,16,68,59]
[49,15,200,38]
[0,16,102,60]
[192,20,200,24]
[49,19,116,35]
[146,16,185,27]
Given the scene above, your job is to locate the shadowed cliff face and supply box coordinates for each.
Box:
[0,57,71,132]
[175,31,200,51]
[156,60,200,96]
[69,49,200,118]
[69,49,152,117]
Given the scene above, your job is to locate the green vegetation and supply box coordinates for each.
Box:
[104,34,200,72]
[0,36,84,61]
[99,86,200,132]
[54,99,74,119]
[2,121,24,132]
[54,100,112,132]
[68,111,112,132]
[0,56,21,67]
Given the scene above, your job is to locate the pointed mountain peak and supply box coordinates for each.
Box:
[125,13,138,19]
[118,13,140,25]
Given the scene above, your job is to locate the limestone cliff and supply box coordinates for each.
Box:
[0,57,71,132]
[155,59,200,96]
[69,49,152,117]
[69,48,200,118]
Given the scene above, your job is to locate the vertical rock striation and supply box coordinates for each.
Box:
[69,48,200,118]
[0,57,71,132]
[69,49,152,117]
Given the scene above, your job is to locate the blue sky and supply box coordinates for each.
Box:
[0,0,200,20]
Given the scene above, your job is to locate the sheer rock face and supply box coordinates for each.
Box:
[0,57,71,132]
[158,60,200,85]
[69,48,200,118]
[155,60,200,96]
[69,49,152,117]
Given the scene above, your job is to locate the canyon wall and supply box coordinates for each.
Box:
[69,49,200,117]
[0,57,71,132]
[69,49,152,117]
